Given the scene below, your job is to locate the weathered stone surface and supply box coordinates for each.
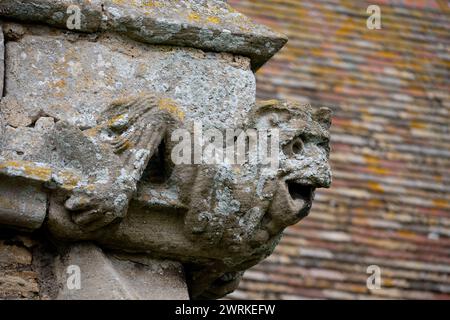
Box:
[0,158,82,192]
[55,243,189,300]
[0,271,39,299]
[1,126,54,162]
[0,178,47,230]
[0,236,39,299]
[5,26,255,130]
[0,0,287,70]
[0,240,32,265]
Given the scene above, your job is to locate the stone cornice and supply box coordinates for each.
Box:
[0,0,288,71]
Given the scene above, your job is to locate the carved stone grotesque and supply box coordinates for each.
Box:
[0,1,331,299]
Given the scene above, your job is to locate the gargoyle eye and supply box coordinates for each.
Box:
[292,138,304,154]
[283,137,304,157]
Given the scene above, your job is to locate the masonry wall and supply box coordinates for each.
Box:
[228,0,450,299]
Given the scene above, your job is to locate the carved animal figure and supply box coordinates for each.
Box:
[180,100,332,298]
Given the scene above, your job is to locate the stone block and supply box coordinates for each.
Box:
[0,240,32,266]
[55,243,189,300]
[0,271,39,299]
[0,177,47,230]
[5,27,255,130]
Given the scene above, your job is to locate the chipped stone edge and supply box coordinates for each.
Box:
[0,158,83,192]
[0,158,83,230]
[0,0,288,71]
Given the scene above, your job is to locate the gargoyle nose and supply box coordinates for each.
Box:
[311,163,332,188]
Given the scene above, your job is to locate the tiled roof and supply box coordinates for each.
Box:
[228,0,450,300]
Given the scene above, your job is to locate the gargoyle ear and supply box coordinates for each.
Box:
[313,107,332,130]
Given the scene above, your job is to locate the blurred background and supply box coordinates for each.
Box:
[227,0,450,299]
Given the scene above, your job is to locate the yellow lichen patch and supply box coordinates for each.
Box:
[112,0,162,8]
[24,164,52,181]
[114,139,133,152]
[84,127,99,138]
[107,114,128,128]
[58,171,81,190]
[0,160,22,171]
[188,12,201,22]
[158,98,185,120]
[112,0,135,6]
[0,160,52,181]
[142,0,161,8]
[207,16,221,24]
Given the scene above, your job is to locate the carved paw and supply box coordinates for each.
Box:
[64,189,130,231]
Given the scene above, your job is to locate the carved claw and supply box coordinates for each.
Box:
[64,191,129,231]
[61,94,181,231]
[111,134,136,154]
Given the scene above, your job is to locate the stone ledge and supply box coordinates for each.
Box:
[0,0,288,71]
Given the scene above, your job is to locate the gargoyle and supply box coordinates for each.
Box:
[0,93,331,299]
[181,100,332,298]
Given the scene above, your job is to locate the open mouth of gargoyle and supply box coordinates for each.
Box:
[286,181,315,218]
